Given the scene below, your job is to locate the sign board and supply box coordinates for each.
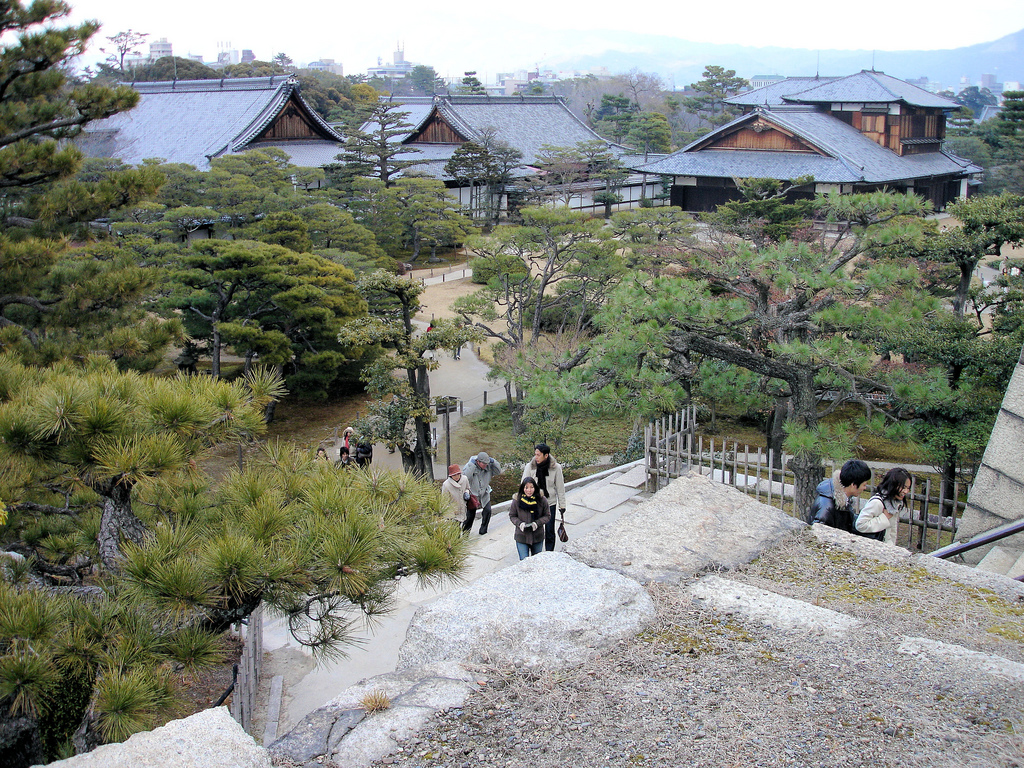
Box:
[435,397,458,415]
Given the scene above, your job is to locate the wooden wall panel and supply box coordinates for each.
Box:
[259,104,320,141]
[706,126,815,152]
[409,116,463,144]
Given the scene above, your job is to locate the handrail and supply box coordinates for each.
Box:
[931,517,1024,581]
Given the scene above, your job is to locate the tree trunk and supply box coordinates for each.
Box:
[96,480,146,571]
[411,414,434,479]
[789,373,824,517]
[765,400,787,468]
[790,452,824,520]
[398,443,417,474]
[211,326,222,379]
[407,363,435,479]
[410,229,422,262]
[505,381,525,436]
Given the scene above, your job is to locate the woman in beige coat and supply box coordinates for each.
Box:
[441,463,470,526]
[856,467,912,544]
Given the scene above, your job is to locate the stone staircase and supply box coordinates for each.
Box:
[975,544,1024,579]
[45,472,1024,768]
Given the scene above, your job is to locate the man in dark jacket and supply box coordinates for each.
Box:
[807,459,871,534]
[354,440,373,468]
[522,443,567,552]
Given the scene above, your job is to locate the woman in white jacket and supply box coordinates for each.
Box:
[855,467,913,544]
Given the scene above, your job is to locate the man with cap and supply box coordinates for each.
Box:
[461,451,502,534]
[441,463,470,526]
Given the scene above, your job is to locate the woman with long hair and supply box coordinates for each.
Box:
[509,476,550,560]
[855,467,912,545]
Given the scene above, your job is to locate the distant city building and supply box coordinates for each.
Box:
[367,45,416,80]
[981,73,997,90]
[241,50,256,64]
[149,38,172,62]
[207,43,241,70]
[748,74,785,90]
[494,70,549,95]
[906,76,943,94]
[307,58,344,76]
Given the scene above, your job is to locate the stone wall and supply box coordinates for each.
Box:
[958,342,1024,561]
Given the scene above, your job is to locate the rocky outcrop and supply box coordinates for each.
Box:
[396,551,655,671]
[41,708,269,768]
[268,663,479,768]
[566,470,805,583]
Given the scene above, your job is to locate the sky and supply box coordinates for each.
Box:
[67,0,1024,80]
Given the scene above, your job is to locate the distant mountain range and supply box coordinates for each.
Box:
[541,28,1024,90]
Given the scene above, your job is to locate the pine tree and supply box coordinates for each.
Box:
[334,102,428,187]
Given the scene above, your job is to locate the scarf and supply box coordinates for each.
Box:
[535,457,551,496]
[518,493,539,520]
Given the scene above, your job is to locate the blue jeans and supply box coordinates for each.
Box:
[516,541,543,560]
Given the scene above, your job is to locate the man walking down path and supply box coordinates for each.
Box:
[522,443,567,551]
[462,451,502,535]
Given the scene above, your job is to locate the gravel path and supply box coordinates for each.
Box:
[364,533,1024,768]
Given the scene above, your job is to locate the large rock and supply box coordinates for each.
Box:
[396,551,654,671]
[270,663,478,768]
[41,708,269,768]
[566,472,805,583]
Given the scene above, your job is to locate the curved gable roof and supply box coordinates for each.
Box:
[408,95,610,165]
[780,71,957,108]
[729,72,957,110]
[77,76,341,170]
[634,107,978,184]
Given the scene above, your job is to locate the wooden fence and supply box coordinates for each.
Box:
[229,603,263,733]
[645,417,967,554]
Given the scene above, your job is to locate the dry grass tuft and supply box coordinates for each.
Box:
[359,689,391,713]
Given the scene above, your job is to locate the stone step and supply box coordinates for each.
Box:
[1008,550,1024,580]
[976,544,1019,576]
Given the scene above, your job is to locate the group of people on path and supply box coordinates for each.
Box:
[808,459,914,545]
[315,426,373,469]
[441,443,568,560]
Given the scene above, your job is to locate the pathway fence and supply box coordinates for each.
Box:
[408,266,473,286]
[645,412,967,554]
[228,603,263,734]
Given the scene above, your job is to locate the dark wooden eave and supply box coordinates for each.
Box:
[689,114,829,156]
[251,92,341,144]
[403,106,472,145]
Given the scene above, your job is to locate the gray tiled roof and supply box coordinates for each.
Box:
[257,141,345,168]
[729,77,839,107]
[360,95,625,181]
[634,109,980,183]
[428,96,605,165]
[76,76,342,170]
[729,71,956,109]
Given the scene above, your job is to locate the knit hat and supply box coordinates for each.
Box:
[475,451,490,463]
[447,464,461,477]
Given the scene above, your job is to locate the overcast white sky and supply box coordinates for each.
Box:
[67,0,1024,79]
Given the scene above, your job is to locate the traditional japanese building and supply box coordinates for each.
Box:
[77,80,659,215]
[77,76,343,170]
[377,95,659,215]
[635,71,981,212]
